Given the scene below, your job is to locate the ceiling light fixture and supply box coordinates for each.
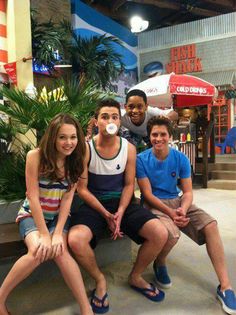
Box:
[130,15,149,33]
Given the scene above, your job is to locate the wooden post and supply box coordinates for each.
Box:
[202,134,208,188]
[209,112,215,163]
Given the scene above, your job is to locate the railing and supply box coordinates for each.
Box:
[178,141,196,174]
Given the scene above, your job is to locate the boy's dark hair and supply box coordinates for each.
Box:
[126,89,147,104]
[147,116,173,137]
[95,98,121,119]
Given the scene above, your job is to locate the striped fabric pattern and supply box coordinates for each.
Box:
[0,0,8,83]
[88,137,128,200]
[16,178,69,222]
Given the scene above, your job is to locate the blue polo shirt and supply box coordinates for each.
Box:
[136,147,191,199]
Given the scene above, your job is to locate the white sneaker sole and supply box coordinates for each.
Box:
[154,278,172,289]
[217,294,236,314]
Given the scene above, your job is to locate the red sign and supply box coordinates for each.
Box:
[166,44,203,74]
[4,62,17,85]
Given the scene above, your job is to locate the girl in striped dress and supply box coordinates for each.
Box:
[0,114,94,315]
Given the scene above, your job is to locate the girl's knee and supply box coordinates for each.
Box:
[54,251,69,265]
[26,251,41,267]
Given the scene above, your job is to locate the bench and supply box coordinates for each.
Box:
[0,196,138,262]
[0,222,132,265]
[0,223,26,259]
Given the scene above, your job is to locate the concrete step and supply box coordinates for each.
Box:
[196,162,236,173]
[215,154,236,163]
[212,163,236,171]
[207,179,236,190]
[211,170,236,180]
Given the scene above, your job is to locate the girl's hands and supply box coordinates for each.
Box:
[51,233,64,258]
[35,233,52,263]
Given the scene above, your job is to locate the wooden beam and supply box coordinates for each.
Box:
[130,0,180,10]
[83,0,95,4]
[112,0,127,12]
[86,3,129,19]
[186,5,222,17]
[200,0,235,8]
[130,0,222,17]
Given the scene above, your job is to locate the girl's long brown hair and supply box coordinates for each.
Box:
[38,113,86,189]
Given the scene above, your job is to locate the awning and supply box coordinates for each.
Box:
[193,70,236,87]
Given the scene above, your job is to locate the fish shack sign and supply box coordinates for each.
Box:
[166,44,203,74]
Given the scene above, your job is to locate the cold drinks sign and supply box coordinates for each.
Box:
[166,44,202,74]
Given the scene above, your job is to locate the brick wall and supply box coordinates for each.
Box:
[30,0,71,87]
[30,0,71,23]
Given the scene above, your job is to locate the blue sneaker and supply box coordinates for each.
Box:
[217,285,236,314]
[153,264,172,289]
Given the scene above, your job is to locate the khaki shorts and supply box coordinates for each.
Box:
[144,197,216,245]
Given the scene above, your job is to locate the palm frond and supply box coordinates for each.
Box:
[68,34,125,88]
[0,145,29,201]
[31,10,65,70]
[0,118,17,142]
[0,77,117,203]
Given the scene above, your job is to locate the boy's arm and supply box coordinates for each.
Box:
[149,106,178,121]
[112,142,136,239]
[138,177,190,227]
[77,143,115,223]
[117,142,136,216]
[137,177,175,219]
[166,110,178,121]
[179,177,193,215]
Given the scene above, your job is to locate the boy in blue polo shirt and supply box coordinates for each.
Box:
[136,115,236,315]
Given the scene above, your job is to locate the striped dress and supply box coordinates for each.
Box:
[0,0,8,83]
[16,178,69,222]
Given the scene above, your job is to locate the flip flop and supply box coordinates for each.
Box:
[90,289,109,314]
[130,282,165,302]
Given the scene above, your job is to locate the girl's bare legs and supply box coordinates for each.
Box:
[54,234,93,315]
[0,232,93,315]
[0,231,41,315]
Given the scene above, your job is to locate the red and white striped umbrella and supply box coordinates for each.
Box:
[129,73,218,108]
[0,0,8,83]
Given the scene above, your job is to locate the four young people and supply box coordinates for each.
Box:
[0,90,236,315]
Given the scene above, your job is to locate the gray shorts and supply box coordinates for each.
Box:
[18,216,70,239]
[145,197,216,245]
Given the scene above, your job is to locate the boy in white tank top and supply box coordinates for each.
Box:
[69,99,169,314]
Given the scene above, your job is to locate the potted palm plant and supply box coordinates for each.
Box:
[0,12,125,220]
[0,78,112,224]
